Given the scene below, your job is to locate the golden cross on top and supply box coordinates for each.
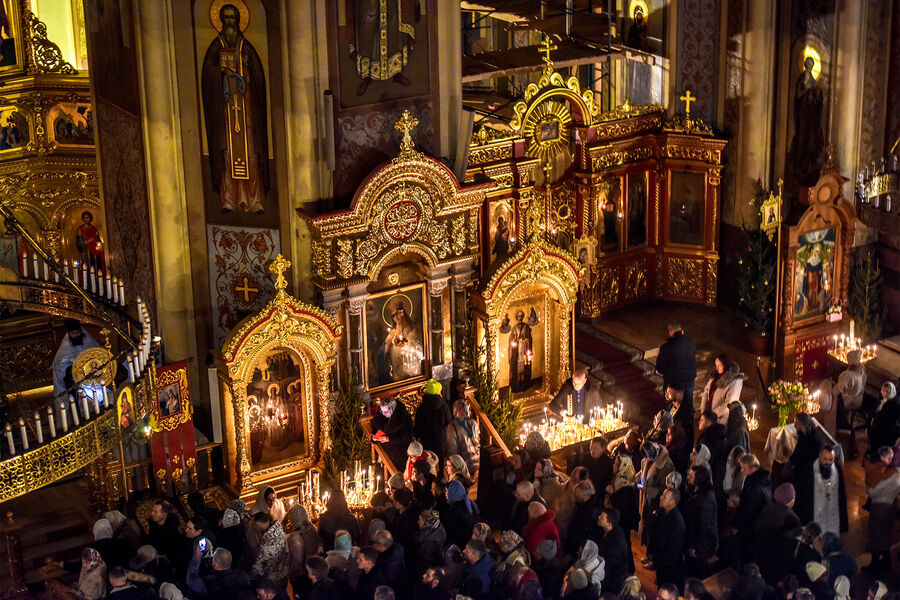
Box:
[539,36,557,72]
[680,90,697,116]
[269,254,291,294]
[394,110,419,155]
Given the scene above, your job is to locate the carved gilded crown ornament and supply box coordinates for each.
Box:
[220,255,341,491]
[301,111,491,286]
[662,90,714,136]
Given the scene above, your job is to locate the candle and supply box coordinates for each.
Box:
[19,419,28,450]
[127,358,135,383]
[80,393,89,420]
[93,388,101,414]
[849,320,855,341]
[34,412,42,444]
[54,262,59,283]
[32,253,38,279]
[47,406,56,438]
[5,423,13,455]
[20,250,27,277]
[70,398,80,426]
[60,402,68,432]
[112,277,119,304]
[119,280,125,305]
[90,267,97,293]
[102,386,109,412]
[43,259,49,281]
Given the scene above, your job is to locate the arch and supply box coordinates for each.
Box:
[367,242,438,281]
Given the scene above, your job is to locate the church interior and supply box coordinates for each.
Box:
[0,0,899,598]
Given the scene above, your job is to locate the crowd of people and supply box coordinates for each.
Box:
[42,324,900,600]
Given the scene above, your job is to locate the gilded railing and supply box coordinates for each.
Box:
[0,408,119,502]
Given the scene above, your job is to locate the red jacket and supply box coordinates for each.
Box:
[522,508,560,558]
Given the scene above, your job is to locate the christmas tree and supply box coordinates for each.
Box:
[735,182,777,336]
[848,249,885,341]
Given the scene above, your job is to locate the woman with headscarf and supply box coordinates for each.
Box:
[91,518,134,569]
[45,547,108,600]
[868,382,900,455]
[574,539,606,593]
[727,401,751,453]
[638,441,674,545]
[832,576,851,600]
[790,412,822,476]
[864,445,900,574]
[317,490,361,551]
[691,443,713,480]
[217,508,247,567]
[534,458,564,512]
[446,454,474,490]
[607,454,640,533]
[103,510,141,551]
[446,399,481,477]
[372,396,414,472]
[723,445,746,508]
[444,480,476,548]
[325,529,357,587]
[495,530,531,590]
[647,410,674,445]
[618,575,645,600]
[701,354,745,425]
[286,504,321,580]
[405,440,428,482]
[413,509,447,577]
[249,486,286,523]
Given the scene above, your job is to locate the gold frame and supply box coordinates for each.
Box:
[497,291,550,401]
[625,170,649,249]
[220,256,341,495]
[665,168,707,248]
[0,1,25,76]
[363,282,429,394]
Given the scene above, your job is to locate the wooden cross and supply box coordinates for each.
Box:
[394,110,419,154]
[539,36,557,70]
[268,254,291,293]
[235,277,259,303]
[680,90,696,116]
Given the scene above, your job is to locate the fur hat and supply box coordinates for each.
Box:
[407,441,423,457]
[774,482,796,505]
[805,562,826,582]
[568,568,589,591]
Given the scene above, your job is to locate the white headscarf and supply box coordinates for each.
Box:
[833,576,850,600]
[92,518,113,541]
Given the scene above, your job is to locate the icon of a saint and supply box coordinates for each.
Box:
[76,210,105,271]
[346,0,420,95]
[508,309,533,393]
[383,299,422,382]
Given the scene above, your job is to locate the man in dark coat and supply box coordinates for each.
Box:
[354,546,385,600]
[733,454,772,563]
[551,368,602,423]
[371,397,414,472]
[580,436,614,504]
[145,500,181,563]
[755,483,802,584]
[461,539,496,600]
[650,489,686,585]
[414,379,451,471]
[593,507,632,592]
[372,530,407,600]
[697,410,729,491]
[566,481,601,556]
[794,445,847,535]
[506,481,546,534]
[656,322,697,408]
[668,387,695,451]
[683,466,718,578]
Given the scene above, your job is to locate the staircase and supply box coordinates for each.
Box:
[574,321,666,427]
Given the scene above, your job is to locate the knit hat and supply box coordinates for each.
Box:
[103,510,126,530]
[407,441,423,457]
[367,519,386,541]
[847,350,862,366]
[334,530,352,552]
[425,379,442,395]
[872,582,888,600]
[92,518,113,541]
[525,431,551,458]
[500,530,524,552]
[568,568,589,591]
[388,473,405,490]
[221,508,240,528]
[805,562,826,582]
[833,576,850,600]
[159,582,185,600]
[288,504,309,529]
[230,498,247,515]
[774,483,796,505]
[536,539,557,561]
[129,545,158,570]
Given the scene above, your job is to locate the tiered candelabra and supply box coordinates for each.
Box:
[827,319,878,365]
[336,460,382,509]
[746,404,759,431]
[291,469,325,520]
[521,404,628,452]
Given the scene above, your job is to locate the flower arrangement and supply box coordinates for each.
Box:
[826,299,843,322]
[768,379,810,427]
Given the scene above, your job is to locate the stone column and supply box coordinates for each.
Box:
[346,282,369,399]
[427,266,452,382]
[132,1,199,386]
[451,259,475,376]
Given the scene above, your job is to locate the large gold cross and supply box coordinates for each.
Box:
[394,110,419,155]
[269,254,291,293]
[539,36,557,71]
[235,277,258,303]
[680,90,696,116]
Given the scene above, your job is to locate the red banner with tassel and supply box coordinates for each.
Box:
[151,360,195,487]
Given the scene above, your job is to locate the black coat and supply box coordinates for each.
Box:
[550,378,602,422]
[354,568,386,600]
[203,567,251,600]
[145,513,181,563]
[566,496,601,556]
[671,403,695,451]
[580,453,614,501]
[656,331,697,391]
[308,578,343,600]
[594,526,631,592]
[372,402,414,471]
[377,543,408,599]
[697,424,728,487]
[794,461,848,532]
[734,468,772,533]
[650,507,685,582]
[754,501,801,583]
[790,430,822,472]
[868,397,900,451]
[683,482,718,559]
[414,393,451,461]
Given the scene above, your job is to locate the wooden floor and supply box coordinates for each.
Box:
[596,304,887,597]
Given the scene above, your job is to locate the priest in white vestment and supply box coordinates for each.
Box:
[51,318,99,399]
[795,444,847,536]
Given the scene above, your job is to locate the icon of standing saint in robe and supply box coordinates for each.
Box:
[201,2,269,213]
[346,0,420,95]
[381,297,423,383]
[507,310,534,393]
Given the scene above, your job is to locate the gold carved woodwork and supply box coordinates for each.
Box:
[220,255,341,492]
[592,146,654,170]
[598,267,619,308]
[667,257,704,299]
[660,143,721,163]
[655,253,665,297]
[23,11,77,75]
[623,258,648,301]
[706,258,718,305]
[468,142,513,166]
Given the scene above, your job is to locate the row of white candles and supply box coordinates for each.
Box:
[3,386,111,456]
[127,299,153,384]
[19,250,126,306]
